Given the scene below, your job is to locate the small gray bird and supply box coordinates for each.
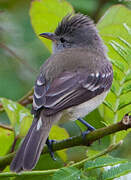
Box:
[10,14,113,172]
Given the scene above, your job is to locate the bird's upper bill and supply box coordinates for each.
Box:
[39,33,57,41]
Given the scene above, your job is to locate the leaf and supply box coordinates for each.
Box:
[34,153,64,171]
[52,167,81,180]
[49,125,69,162]
[97,5,131,143]
[84,156,127,171]
[102,162,131,180]
[0,127,14,156]
[0,98,33,137]
[30,0,73,52]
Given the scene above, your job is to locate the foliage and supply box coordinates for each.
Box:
[0,98,33,137]
[53,167,81,180]
[52,156,131,180]
[97,5,131,143]
[0,0,131,180]
[0,127,14,156]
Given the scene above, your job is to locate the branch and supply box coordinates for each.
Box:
[0,114,131,171]
[0,141,122,177]
[18,88,33,106]
[92,0,109,22]
[0,124,13,131]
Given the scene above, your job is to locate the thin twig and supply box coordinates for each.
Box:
[0,124,13,131]
[0,88,34,113]
[0,43,37,74]
[18,88,33,106]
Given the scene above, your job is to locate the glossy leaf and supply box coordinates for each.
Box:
[30,0,73,51]
[0,127,14,156]
[0,98,33,137]
[53,167,81,180]
[84,156,127,171]
[34,153,64,171]
[97,5,131,143]
[102,162,131,180]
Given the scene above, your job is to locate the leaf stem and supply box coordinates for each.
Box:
[0,169,57,177]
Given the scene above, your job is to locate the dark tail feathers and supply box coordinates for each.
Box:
[10,114,53,172]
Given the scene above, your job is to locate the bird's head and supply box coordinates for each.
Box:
[40,14,104,53]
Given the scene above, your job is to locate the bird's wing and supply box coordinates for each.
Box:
[32,64,113,116]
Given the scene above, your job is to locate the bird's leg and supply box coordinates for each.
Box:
[78,118,95,132]
[46,138,56,160]
[77,118,96,145]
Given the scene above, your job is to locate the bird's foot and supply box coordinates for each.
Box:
[77,118,97,146]
[46,138,56,160]
[77,118,96,131]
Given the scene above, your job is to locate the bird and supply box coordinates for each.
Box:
[10,13,113,172]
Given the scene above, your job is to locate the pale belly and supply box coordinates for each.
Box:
[59,91,108,123]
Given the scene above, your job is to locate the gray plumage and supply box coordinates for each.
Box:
[33,48,113,115]
[10,13,113,172]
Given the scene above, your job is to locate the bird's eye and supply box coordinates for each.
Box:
[60,37,66,43]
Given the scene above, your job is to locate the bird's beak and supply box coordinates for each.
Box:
[39,33,57,41]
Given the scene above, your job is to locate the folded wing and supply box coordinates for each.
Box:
[32,64,113,116]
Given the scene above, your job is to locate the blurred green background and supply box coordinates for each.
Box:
[0,0,131,170]
[0,0,131,102]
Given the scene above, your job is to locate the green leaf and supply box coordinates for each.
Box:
[97,5,131,143]
[121,83,131,94]
[49,125,69,162]
[52,167,81,180]
[34,153,64,171]
[84,156,127,171]
[102,162,131,180]
[0,127,14,156]
[30,0,73,52]
[110,58,124,73]
[0,98,33,137]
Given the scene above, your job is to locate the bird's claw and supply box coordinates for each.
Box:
[46,138,56,160]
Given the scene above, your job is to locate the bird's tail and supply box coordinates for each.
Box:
[10,112,55,172]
